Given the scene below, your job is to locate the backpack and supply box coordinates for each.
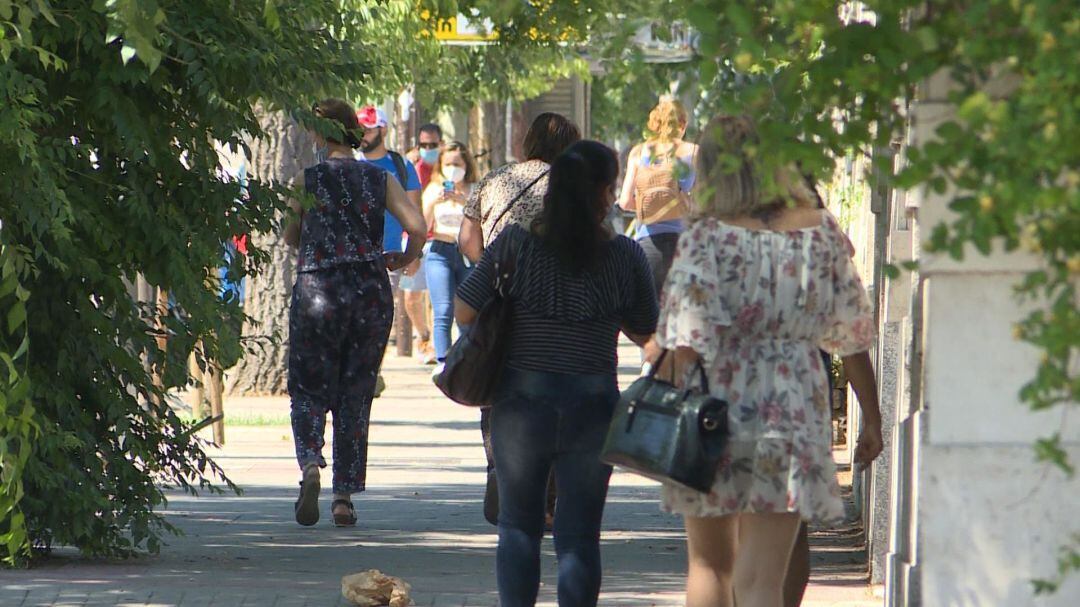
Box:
[633,145,687,225]
[387,150,410,189]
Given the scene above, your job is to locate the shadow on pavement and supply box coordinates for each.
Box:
[1,483,688,606]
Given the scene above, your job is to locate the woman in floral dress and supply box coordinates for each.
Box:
[656,115,884,607]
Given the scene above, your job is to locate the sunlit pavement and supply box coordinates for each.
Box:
[2,344,880,606]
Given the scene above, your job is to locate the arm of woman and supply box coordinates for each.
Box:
[647,344,703,386]
[421,184,439,229]
[282,170,305,248]
[817,213,882,470]
[459,217,485,263]
[842,351,884,471]
[385,176,426,270]
[454,231,504,325]
[459,172,489,263]
[617,145,641,212]
[677,141,700,212]
[454,296,478,326]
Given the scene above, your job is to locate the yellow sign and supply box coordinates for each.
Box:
[433,14,498,43]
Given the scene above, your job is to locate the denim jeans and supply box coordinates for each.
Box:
[424,240,470,361]
[491,367,618,607]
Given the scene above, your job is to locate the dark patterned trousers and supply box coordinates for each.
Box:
[288,262,393,494]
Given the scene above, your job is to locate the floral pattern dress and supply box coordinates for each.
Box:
[657,212,875,523]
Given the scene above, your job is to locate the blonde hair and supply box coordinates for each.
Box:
[646,98,688,144]
[692,115,815,219]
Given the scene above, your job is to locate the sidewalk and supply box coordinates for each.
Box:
[1,345,881,606]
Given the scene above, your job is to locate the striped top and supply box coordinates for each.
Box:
[456,225,659,375]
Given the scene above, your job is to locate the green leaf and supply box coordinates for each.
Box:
[1032,579,1059,595]
[6,301,25,334]
[0,352,17,383]
[726,5,754,35]
[1034,435,1074,475]
[264,0,280,31]
[120,42,137,65]
[33,0,58,27]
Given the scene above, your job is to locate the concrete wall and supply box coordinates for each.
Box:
[907,70,1080,605]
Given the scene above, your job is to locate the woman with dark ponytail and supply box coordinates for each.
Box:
[454,140,659,606]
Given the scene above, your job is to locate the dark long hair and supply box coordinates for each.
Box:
[537,140,619,272]
[313,98,362,148]
[523,112,581,163]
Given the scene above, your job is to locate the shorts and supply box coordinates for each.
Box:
[399,256,427,291]
[398,241,431,291]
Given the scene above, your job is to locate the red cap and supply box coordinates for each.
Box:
[357,106,388,129]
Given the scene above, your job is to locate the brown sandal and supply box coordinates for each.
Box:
[294,465,321,526]
[331,498,357,527]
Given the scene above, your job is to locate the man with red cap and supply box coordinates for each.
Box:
[356,106,422,255]
[355,106,426,390]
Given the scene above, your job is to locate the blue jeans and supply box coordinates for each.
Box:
[491,367,618,607]
[425,240,470,361]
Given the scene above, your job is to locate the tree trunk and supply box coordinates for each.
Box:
[226,109,310,395]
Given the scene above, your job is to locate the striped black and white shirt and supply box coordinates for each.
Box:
[457,225,658,375]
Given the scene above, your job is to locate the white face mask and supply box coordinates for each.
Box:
[442,165,466,184]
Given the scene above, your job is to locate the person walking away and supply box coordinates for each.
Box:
[356,106,425,386]
[402,122,445,364]
[422,141,479,375]
[617,97,698,295]
[455,140,658,606]
[653,115,884,607]
[283,99,425,527]
[457,112,581,526]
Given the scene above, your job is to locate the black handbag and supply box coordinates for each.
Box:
[600,351,730,493]
[433,239,517,407]
[434,171,547,408]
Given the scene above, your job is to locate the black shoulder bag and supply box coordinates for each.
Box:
[434,173,545,407]
[601,350,730,493]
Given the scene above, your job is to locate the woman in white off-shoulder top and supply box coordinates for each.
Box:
[655,115,884,607]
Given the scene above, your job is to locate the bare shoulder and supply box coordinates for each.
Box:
[778,206,827,230]
[678,141,699,156]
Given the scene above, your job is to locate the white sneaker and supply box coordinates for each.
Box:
[431,362,445,383]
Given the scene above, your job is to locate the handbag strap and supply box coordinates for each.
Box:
[650,349,710,391]
[483,168,550,228]
[492,227,530,297]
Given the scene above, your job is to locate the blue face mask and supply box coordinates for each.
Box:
[419,147,440,165]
